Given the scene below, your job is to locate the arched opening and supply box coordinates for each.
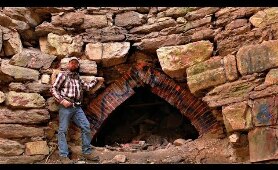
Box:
[92,86,199,148]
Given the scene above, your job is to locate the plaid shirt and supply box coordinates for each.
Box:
[51,70,98,104]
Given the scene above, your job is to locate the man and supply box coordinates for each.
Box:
[51,56,104,164]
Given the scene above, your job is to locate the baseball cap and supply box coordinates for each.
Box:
[68,56,80,63]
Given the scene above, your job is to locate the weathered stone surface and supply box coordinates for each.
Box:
[3,7,42,27]
[0,13,29,32]
[0,124,44,138]
[191,28,215,41]
[25,141,49,156]
[46,97,59,112]
[0,91,5,103]
[51,11,85,27]
[203,75,263,107]
[41,74,50,84]
[248,126,278,162]
[158,7,197,18]
[33,7,75,14]
[0,107,49,124]
[187,56,226,94]
[42,33,83,57]
[0,155,45,164]
[156,40,213,79]
[1,27,23,56]
[85,43,102,62]
[222,102,252,133]
[102,42,130,67]
[223,55,238,81]
[35,21,66,37]
[250,85,278,99]
[112,154,126,163]
[115,11,146,28]
[252,96,278,126]
[1,60,39,81]
[160,16,211,35]
[215,7,264,27]
[265,69,278,85]
[129,17,176,34]
[134,33,191,53]
[162,155,183,163]
[225,19,248,30]
[5,91,45,109]
[236,40,278,76]
[9,48,56,69]
[60,58,97,75]
[250,7,278,27]
[0,138,24,156]
[185,7,220,21]
[86,42,130,67]
[82,26,127,43]
[81,15,108,29]
[8,82,51,95]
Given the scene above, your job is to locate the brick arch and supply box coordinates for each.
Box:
[86,62,221,138]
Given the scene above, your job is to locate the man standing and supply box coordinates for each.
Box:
[51,56,104,164]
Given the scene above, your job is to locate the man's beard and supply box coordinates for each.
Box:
[69,67,79,72]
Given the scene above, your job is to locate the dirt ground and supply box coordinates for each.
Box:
[39,134,250,164]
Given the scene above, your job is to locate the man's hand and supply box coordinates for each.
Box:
[60,99,73,108]
[96,77,104,82]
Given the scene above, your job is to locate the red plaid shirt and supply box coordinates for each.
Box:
[51,71,98,103]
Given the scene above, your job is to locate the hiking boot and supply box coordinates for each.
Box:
[82,154,100,162]
[59,156,74,164]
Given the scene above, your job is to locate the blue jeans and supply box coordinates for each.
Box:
[58,105,92,157]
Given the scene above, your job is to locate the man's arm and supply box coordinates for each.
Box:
[51,72,66,104]
[80,76,104,91]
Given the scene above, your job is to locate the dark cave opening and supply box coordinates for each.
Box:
[92,86,199,148]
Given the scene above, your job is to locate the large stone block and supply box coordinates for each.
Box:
[222,101,252,133]
[60,58,97,75]
[35,21,66,37]
[0,138,24,156]
[85,43,102,62]
[85,42,130,67]
[40,33,83,57]
[0,13,29,32]
[252,96,278,126]
[51,11,85,27]
[102,42,130,67]
[236,40,278,76]
[248,126,278,162]
[3,7,42,27]
[0,155,45,164]
[81,15,108,29]
[25,141,49,156]
[1,26,23,56]
[5,91,45,109]
[9,48,56,69]
[265,68,278,85]
[115,11,146,28]
[250,7,278,27]
[0,107,49,124]
[156,40,213,79]
[203,75,263,107]
[186,56,235,94]
[0,124,44,138]
[129,17,176,34]
[1,60,39,81]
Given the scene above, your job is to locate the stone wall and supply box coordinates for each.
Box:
[0,7,277,163]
